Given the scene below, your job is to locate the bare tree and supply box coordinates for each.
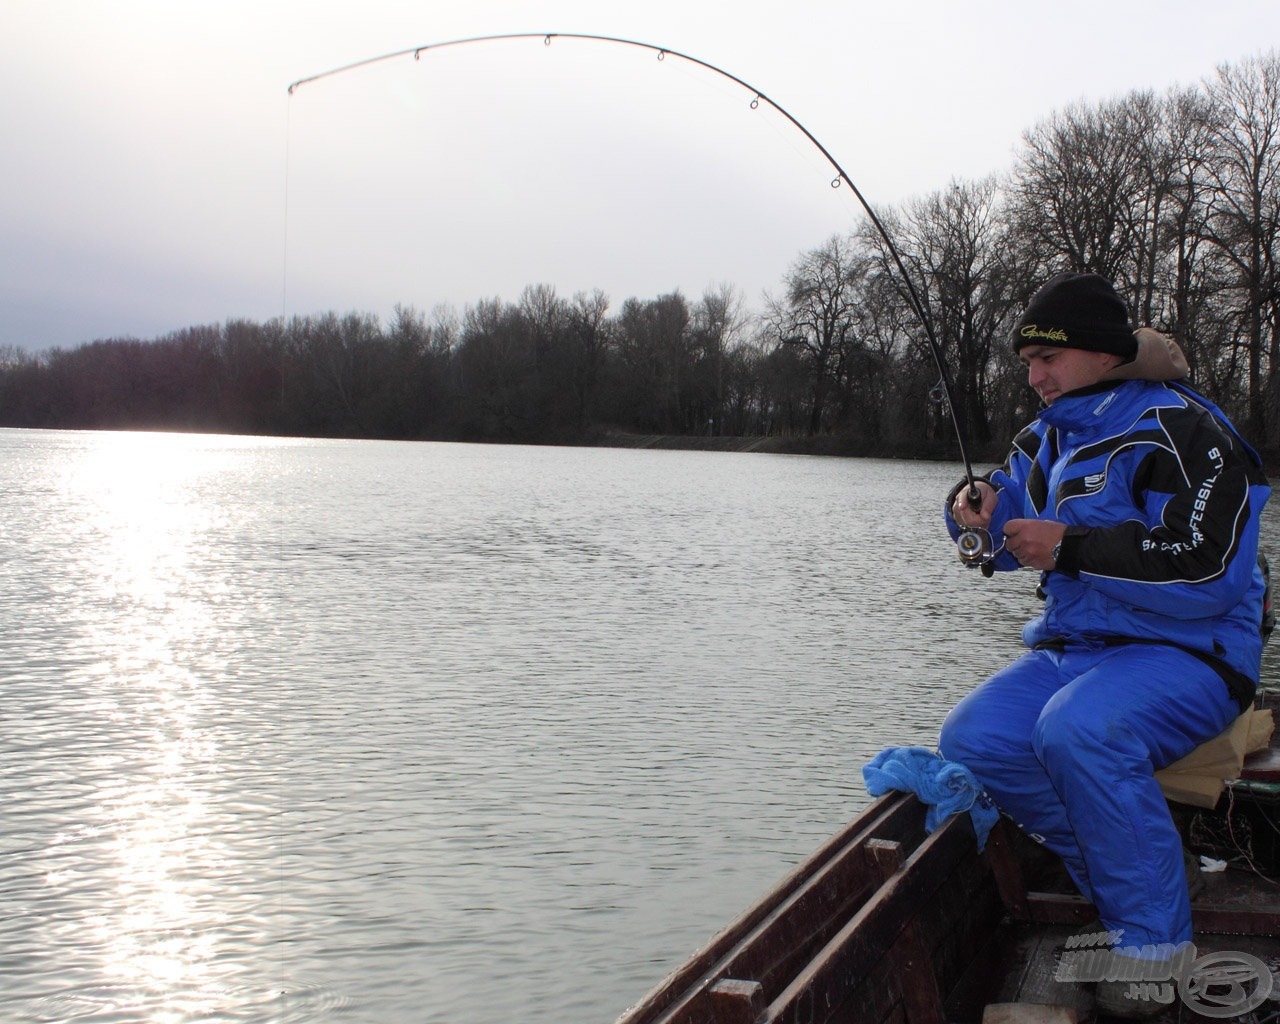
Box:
[766,234,863,436]
[614,292,692,433]
[1200,50,1280,444]
[1011,96,1159,287]
[867,179,1023,453]
[566,289,611,434]
[691,284,748,434]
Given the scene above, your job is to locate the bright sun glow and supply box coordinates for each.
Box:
[50,431,266,1014]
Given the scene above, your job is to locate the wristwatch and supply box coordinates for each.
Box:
[1051,540,1063,566]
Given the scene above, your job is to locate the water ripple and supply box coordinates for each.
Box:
[5,431,1278,1023]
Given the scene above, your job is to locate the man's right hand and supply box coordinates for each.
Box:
[951,480,997,530]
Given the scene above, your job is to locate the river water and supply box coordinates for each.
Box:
[2,428,1273,1023]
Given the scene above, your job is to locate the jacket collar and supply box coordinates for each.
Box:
[1036,379,1175,436]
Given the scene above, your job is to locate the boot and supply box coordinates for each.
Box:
[1095,972,1170,1019]
[1094,945,1193,1020]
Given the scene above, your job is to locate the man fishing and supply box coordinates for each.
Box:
[940,272,1270,1018]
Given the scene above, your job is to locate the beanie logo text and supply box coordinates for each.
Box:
[1020,324,1069,344]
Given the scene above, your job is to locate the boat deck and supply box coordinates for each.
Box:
[947,822,1280,1022]
[955,921,1280,1023]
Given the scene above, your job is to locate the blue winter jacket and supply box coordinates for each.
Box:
[946,379,1271,694]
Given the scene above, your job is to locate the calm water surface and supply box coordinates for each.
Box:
[4,429,1274,1023]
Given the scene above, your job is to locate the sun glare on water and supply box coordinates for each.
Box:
[42,430,279,1017]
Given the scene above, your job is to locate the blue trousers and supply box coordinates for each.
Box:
[939,643,1237,947]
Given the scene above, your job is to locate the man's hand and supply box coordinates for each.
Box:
[951,480,998,529]
[1004,518,1067,570]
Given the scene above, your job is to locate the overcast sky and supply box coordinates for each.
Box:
[4,1,1279,351]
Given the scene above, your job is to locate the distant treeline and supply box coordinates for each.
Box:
[4,51,1280,461]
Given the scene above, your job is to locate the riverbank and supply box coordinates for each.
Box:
[592,431,1280,475]
[592,432,797,454]
[590,430,975,461]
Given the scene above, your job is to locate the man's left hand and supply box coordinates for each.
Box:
[1003,519,1067,570]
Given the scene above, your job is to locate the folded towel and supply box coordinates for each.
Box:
[862,746,1000,851]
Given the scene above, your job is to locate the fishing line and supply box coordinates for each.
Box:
[287,31,986,512]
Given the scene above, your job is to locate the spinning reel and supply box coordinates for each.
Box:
[956,527,993,567]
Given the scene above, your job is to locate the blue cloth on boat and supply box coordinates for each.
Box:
[862,746,999,851]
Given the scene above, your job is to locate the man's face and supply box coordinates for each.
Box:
[1019,345,1120,405]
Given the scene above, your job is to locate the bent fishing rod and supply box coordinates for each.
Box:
[289,32,990,558]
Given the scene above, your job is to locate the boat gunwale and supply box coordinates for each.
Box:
[614,791,923,1024]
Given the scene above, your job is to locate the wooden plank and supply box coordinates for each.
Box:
[617,793,925,1024]
[763,812,979,1024]
[944,915,1027,1022]
[982,819,1031,922]
[709,979,764,1024]
[615,794,901,1023]
[934,847,1011,1020]
[1022,892,1096,926]
[791,823,1005,1024]
[770,942,907,1024]
[1240,747,1280,782]
[983,1004,1078,1024]
[1021,889,1280,938]
[866,839,947,1024]
[1191,904,1280,936]
[999,930,1091,1017]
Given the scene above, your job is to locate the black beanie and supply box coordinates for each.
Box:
[1011,272,1138,360]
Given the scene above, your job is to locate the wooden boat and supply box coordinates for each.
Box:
[614,744,1280,1024]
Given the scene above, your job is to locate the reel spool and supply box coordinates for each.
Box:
[956,527,993,567]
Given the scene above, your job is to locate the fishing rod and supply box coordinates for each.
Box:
[289,32,991,561]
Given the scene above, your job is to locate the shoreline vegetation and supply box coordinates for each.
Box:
[587,431,955,460]
[5,51,1280,465]
[595,432,810,454]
